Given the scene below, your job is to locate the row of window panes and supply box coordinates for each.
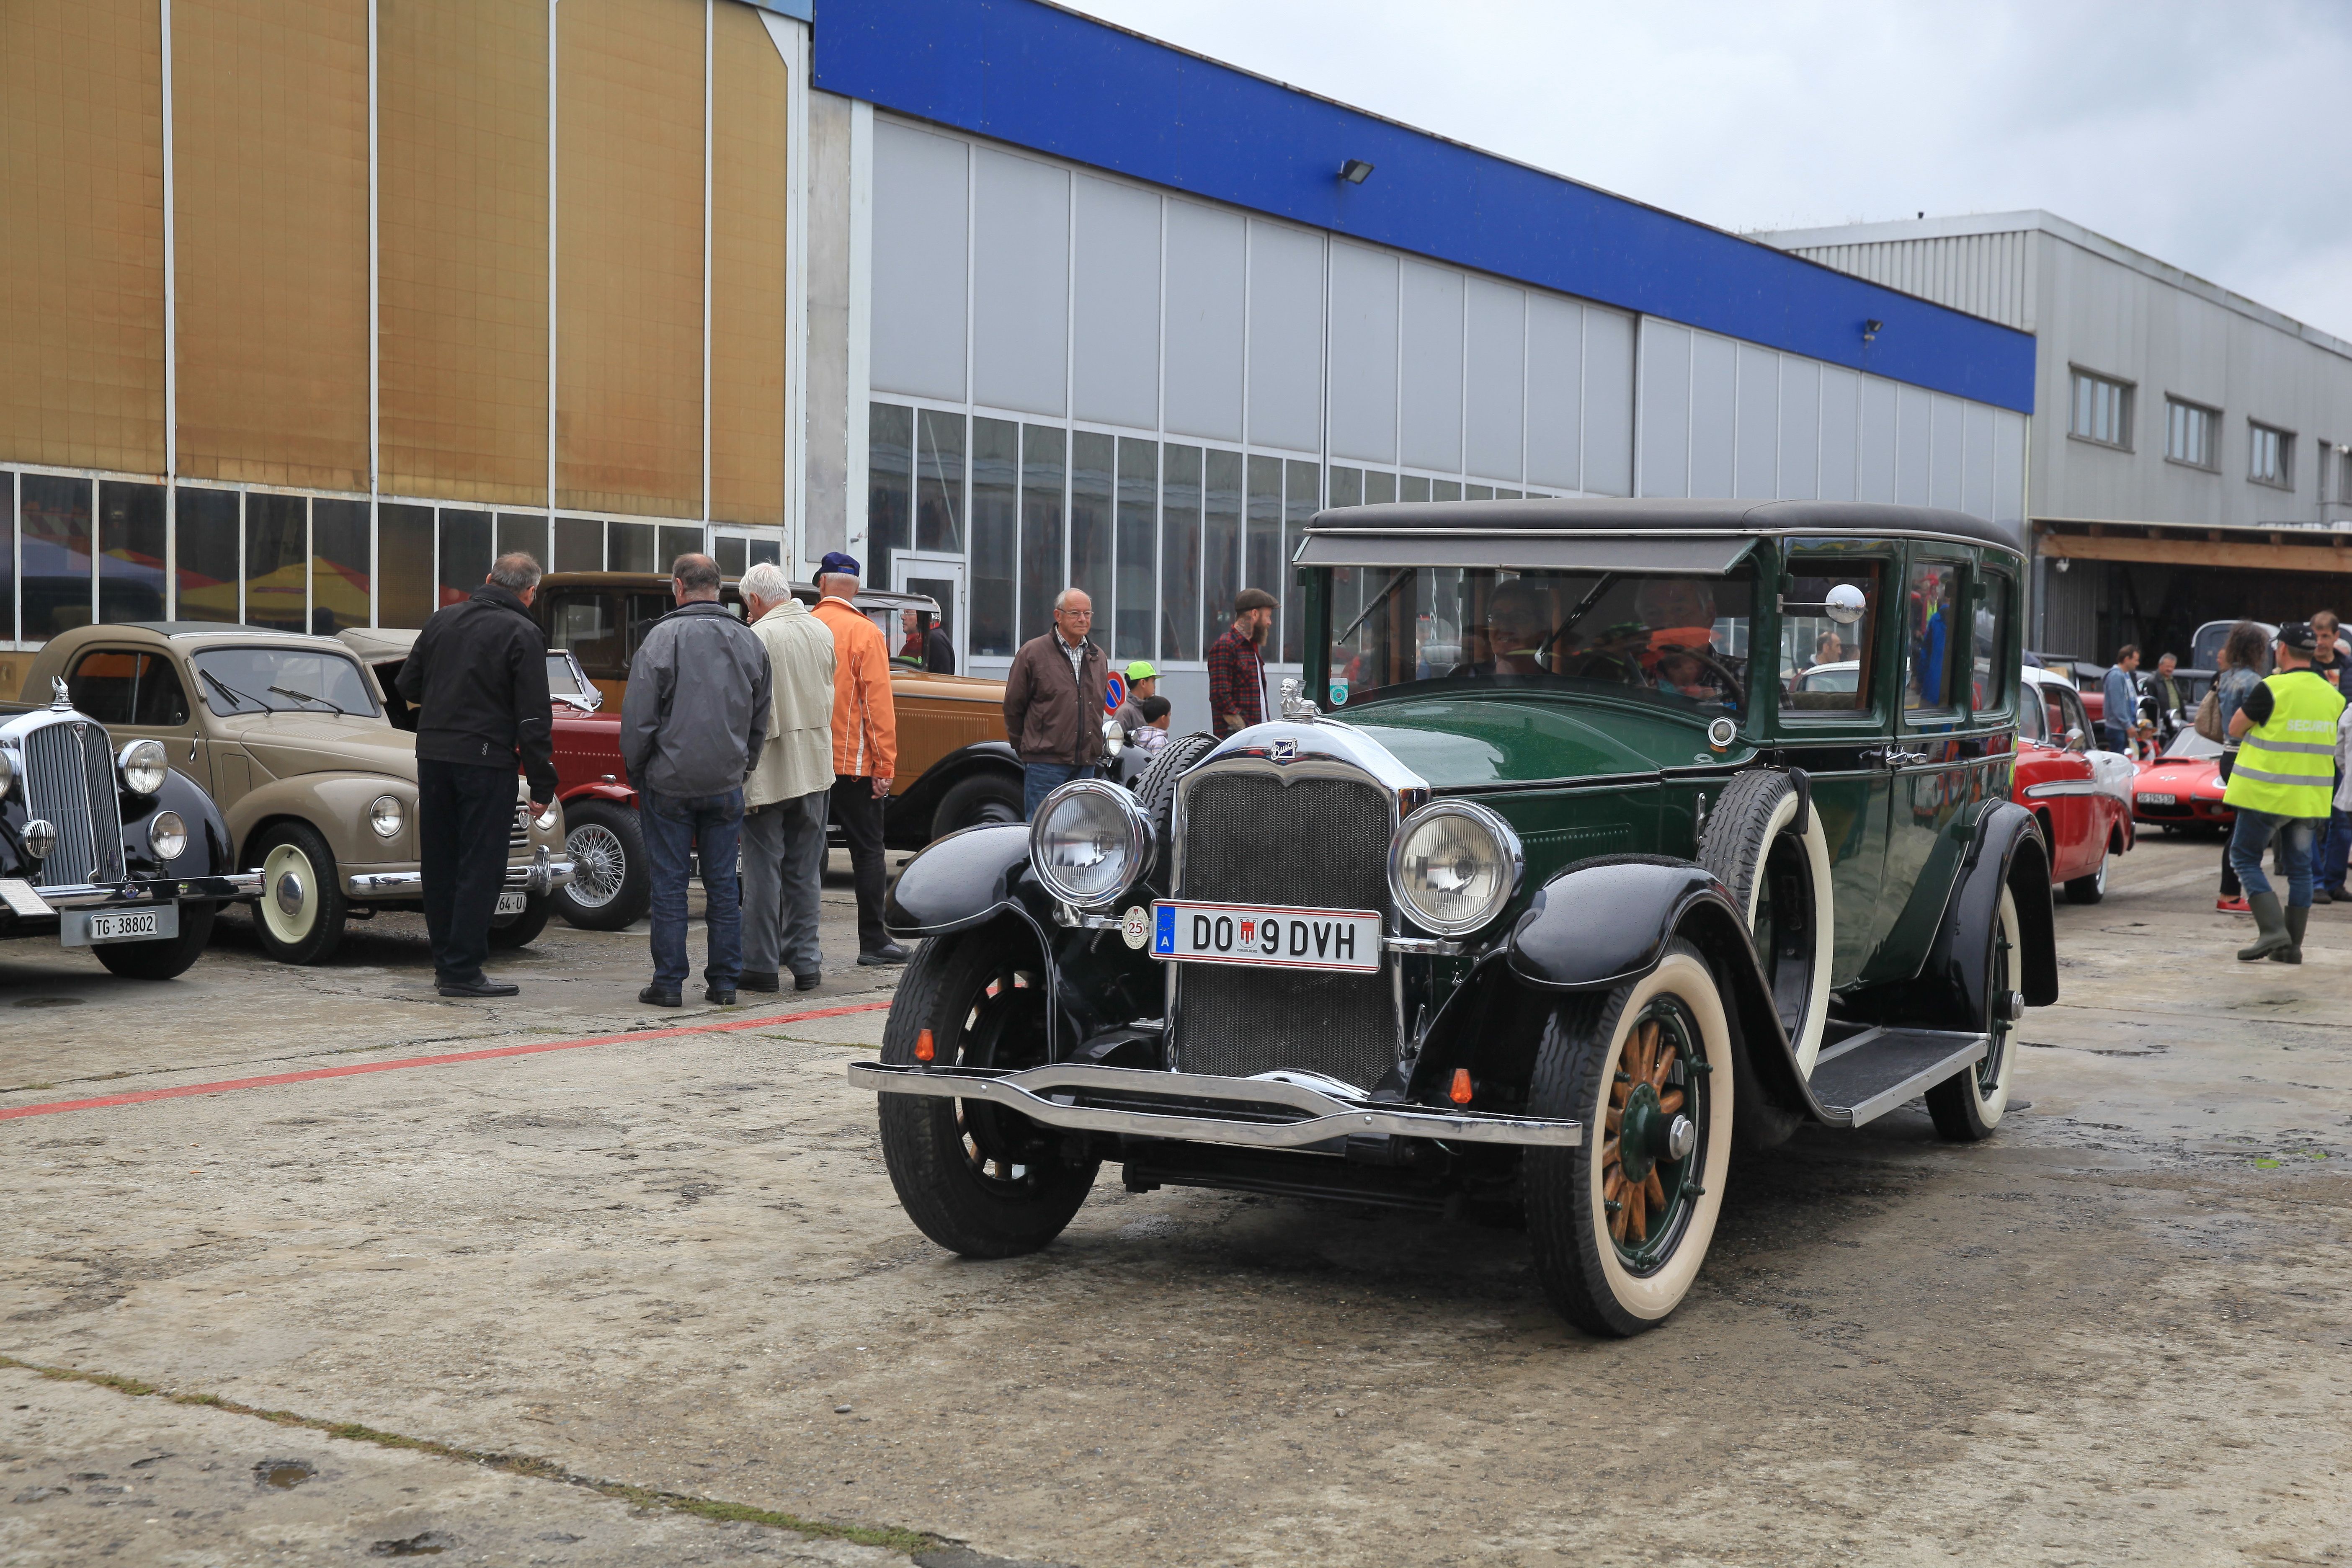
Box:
[2249,423,2292,487]
[867,403,1551,666]
[2076,373,2300,487]
[0,470,735,644]
[2165,398,2214,469]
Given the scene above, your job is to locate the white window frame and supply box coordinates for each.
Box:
[2068,367,2133,451]
[2163,396,2218,472]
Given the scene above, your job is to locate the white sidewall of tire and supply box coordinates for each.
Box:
[1585,950,1736,1323]
[1961,887,2021,1129]
[1738,792,1836,1076]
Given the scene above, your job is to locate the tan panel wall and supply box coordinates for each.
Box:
[173,0,371,490]
[379,0,549,506]
[556,0,704,518]
[0,0,168,474]
[709,3,787,526]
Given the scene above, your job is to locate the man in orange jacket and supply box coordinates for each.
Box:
[811,553,907,965]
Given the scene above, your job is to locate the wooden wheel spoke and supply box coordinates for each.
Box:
[1600,1136,1619,1166]
[1626,1179,1647,1243]
[1658,1088,1684,1114]
[1644,1168,1666,1210]
[1649,1045,1677,1091]
[1604,1106,1623,1132]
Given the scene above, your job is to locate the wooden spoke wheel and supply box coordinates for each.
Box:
[1602,1003,1705,1265]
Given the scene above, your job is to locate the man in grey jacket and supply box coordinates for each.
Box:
[738,562,835,994]
[619,554,771,1008]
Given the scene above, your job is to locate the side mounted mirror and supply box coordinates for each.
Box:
[2065,726,2086,751]
[1825,584,1867,625]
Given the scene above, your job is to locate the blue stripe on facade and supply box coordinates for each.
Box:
[810,0,2036,413]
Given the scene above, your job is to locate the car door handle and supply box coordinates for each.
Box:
[1865,747,1932,769]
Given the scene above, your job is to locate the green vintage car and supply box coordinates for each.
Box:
[852,500,2058,1336]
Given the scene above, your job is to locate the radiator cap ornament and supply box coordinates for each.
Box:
[49,676,72,710]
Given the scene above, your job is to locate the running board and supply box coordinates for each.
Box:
[1806,1026,1988,1127]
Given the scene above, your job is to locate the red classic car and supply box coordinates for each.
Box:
[2132,727,2233,833]
[2015,666,2135,903]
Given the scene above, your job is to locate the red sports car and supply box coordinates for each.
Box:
[2015,667,2135,903]
[2131,728,2233,833]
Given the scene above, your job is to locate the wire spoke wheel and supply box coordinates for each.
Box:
[565,823,627,908]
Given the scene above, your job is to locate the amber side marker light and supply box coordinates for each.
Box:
[915,1028,935,1063]
[1449,1068,1474,1106]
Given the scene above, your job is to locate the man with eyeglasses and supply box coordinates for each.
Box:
[1003,587,1110,819]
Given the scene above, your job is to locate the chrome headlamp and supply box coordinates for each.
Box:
[0,744,14,798]
[369,793,406,839]
[1386,800,1524,937]
[1028,778,1154,910]
[149,810,188,862]
[118,738,169,796]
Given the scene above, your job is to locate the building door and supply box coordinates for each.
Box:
[895,556,966,674]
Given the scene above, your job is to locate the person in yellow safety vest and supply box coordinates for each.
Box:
[2225,620,2349,962]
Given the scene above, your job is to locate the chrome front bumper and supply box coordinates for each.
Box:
[347,848,575,899]
[848,1060,1583,1151]
[2,871,263,913]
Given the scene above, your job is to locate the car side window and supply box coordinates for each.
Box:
[68,650,191,728]
[2018,683,2049,743]
[550,593,626,681]
[1972,572,2012,716]
[1780,554,1881,713]
[2055,685,2092,746]
[1903,557,1963,714]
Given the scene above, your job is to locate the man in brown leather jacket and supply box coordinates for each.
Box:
[1002,587,1109,818]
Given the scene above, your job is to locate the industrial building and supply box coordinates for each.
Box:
[1763,211,2352,663]
[3,0,2037,727]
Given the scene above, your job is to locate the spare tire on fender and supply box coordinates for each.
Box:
[1697,769,1835,1075]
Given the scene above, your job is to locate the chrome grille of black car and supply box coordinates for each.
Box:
[1170,769,1399,1091]
[22,718,124,887]
[511,803,531,852]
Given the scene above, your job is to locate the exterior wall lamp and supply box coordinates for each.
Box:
[1338,159,1375,185]
[1862,318,1884,342]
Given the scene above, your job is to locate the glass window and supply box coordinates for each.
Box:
[379,503,435,629]
[916,409,965,554]
[2249,422,2293,487]
[173,488,240,624]
[1903,557,1962,713]
[867,402,912,589]
[1494,489,1522,500]
[1331,567,1752,715]
[748,537,780,568]
[496,513,549,572]
[1070,431,1114,628]
[1019,424,1065,645]
[1245,455,1282,640]
[2165,399,2216,469]
[1328,466,1363,509]
[2018,681,2049,743]
[312,499,370,634]
[22,474,93,637]
[436,507,490,611]
[1972,572,2011,715]
[554,516,603,573]
[1159,444,1202,662]
[1202,449,1242,650]
[1399,474,1431,503]
[1365,470,1396,506]
[1282,459,1318,662]
[970,416,1018,657]
[1465,483,1494,501]
[2069,369,2131,449]
[714,536,748,577]
[1116,437,1156,661]
[1432,478,1462,502]
[608,520,656,574]
[549,591,626,679]
[0,471,13,642]
[656,525,704,572]
[67,649,189,727]
[246,494,308,632]
[1780,556,1882,713]
[98,482,165,625]
[191,644,379,717]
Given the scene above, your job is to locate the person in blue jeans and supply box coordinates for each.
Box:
[619,553,772,1007]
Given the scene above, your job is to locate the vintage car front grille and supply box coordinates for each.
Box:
[510,803,532,852]
[1171,768,1399,1091]
[23,717,126,887]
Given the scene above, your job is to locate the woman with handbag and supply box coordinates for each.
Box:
[2210,621,2269,913]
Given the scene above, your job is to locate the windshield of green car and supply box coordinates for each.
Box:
[191,645,382,718]
[1325,567,1752,715]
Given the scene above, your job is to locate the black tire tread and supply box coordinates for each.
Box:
[92,900,219,980]
[487,892,553,949]
[248,820,348,966]
[555,800,649,931]
[1695,769,1799,916]
[932,771,1025,840]
[1133,732,1218,892]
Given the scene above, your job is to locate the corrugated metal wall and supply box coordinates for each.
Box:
[1783,231,2036,334]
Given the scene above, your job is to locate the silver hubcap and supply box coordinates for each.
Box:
[566,824,626,908]
[1663,1113,1697,1162]
[274,871,305,915]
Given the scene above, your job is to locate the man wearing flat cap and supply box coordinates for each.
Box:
[810,552,906,967]
[1207,587,1277,738]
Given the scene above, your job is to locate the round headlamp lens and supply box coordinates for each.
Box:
[150,810,188,862]
[533,802,560,834]
[1029,781,1148,908]
[370,794,405,839]
[119,738,168,796]
[0,745,15,796]
[1389,802,1521,936]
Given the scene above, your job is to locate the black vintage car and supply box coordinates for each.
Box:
[852,500,2059,1336]
[0,678,259,978]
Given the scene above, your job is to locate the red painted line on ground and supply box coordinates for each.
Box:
[0,1001,896,1122]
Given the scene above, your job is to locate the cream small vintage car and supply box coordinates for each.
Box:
[21,624,573,966]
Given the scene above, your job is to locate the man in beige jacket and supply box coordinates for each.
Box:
[738,562,836,993]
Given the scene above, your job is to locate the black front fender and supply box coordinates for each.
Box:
[884,822,1034,938]
[121,767,240,885]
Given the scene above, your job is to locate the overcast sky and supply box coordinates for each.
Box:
[1073,0,2352,339]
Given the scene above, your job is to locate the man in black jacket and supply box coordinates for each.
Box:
[397,552,557,998]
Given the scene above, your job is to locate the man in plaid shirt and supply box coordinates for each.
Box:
[1207,588,1277,738]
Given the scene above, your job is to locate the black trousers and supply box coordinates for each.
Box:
[419,758,513,984]
[830,775,889,955]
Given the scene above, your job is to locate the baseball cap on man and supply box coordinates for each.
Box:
[1125,660,1158,682]
[1234,588,1278,614]
[2278,621,2320,652]
[818,550,861,579]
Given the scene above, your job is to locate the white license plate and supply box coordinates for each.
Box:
[2138,793,2177,806]
[68,906,176,948]
[1150,900,1383,974]
[496,890,528,916]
